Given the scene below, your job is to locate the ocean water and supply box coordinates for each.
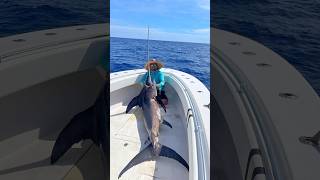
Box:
[212,0,320,96]
[0,0,107,37]
[110,37,210,88]
[0,0,210,88]
[1,0,318,95]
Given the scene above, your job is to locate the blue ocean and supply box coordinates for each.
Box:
[213,0,320,96]
[0,0,319,95]
[110,37,210,88]
[0,0,107,37]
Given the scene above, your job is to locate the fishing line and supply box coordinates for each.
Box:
[147,26,151,78]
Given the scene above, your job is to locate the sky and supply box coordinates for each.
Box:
[110,0,210,44]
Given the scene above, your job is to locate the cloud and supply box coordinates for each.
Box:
[111,24,209,43]
[192,28,210,33]
[110,0,209,43]
[197,0,210,10]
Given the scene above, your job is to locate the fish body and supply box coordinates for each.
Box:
[120,76,188,179]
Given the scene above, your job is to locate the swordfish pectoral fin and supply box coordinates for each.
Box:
[162,119,172,128]
[118,144,154,179]
[159,145,189,170]
[125,96,140,113]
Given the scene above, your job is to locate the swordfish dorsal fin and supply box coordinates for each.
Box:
[50,106,95,164]
[51,82,108,165]
[118,143,189,179]
[125,85,147,113]
[125,96,139,113]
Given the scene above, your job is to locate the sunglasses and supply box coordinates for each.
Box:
[150,64,158,68]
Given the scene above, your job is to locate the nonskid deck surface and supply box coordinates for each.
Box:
[110,94,189,180]
[0,130,105,180]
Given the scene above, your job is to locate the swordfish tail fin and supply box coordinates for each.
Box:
[118,143,189,179]
[159,144,189,170]
[118,144,154,179]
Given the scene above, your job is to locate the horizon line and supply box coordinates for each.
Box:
[110,36,210,45]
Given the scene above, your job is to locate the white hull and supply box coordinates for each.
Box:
[110,69,210,180]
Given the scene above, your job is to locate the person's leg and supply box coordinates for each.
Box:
[160,90,168,105]
[156,89,163,105]
[156,90,167,112]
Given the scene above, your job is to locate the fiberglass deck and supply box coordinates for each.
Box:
[110,84,189,180]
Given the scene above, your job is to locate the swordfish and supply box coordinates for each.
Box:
[119,74,189,179]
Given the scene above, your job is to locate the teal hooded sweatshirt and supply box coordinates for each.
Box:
[141,69,165,91]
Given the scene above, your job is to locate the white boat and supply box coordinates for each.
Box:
[110,68,210,180]
[0,24,108,180]
[0,22,319,180]
[212,28,320,180]
[0,23,211,180]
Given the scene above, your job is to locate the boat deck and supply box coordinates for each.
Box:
[0,69,106,180]
[0,130,105,180]
[110,84,189,180]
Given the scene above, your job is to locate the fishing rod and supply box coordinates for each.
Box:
[147,25,150,62]
[147,26,151,77]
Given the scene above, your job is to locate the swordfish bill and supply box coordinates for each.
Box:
[119,74,188,179]
[126,72,167,113]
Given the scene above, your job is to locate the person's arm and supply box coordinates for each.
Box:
[156,71,165,88]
